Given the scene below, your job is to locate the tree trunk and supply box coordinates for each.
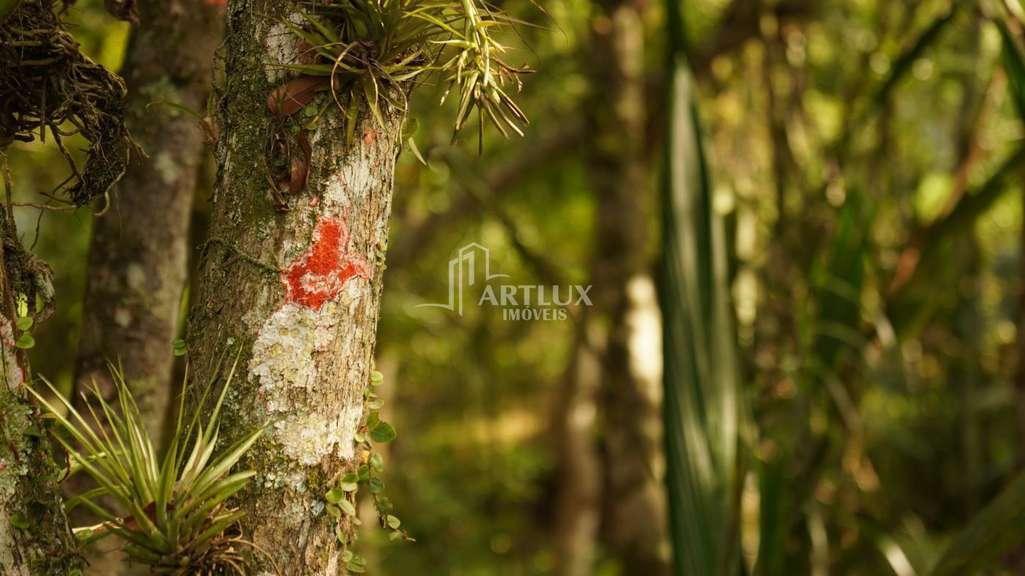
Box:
[0,200,80,574]
[72,5,222,573]
[74,0,221,446]
[588,1,671,573]
[186,1,404,572]
[551,322,602,576]
[599,275,668,573]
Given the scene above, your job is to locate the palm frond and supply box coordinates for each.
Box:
[660,1,745,572]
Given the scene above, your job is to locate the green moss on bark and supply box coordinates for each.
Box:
[0,370,81,574]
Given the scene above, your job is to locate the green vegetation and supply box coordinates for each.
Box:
[29,360,262,574]
[10,0,1025,574]
[272,0,527,148]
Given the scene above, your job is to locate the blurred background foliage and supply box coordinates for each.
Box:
[12,0,1025,574]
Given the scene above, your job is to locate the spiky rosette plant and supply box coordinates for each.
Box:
[28,359,265,575]
[273,0,528,147]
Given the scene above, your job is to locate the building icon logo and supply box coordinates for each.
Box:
[417,242,592,321]
[416,243,510,316]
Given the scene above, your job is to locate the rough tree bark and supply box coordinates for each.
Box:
[74,0,222,446]
[0,200,80,574]
[186,1,404,573]
[589,1,671,573]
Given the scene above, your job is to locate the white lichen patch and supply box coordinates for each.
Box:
[324,551,339,575]
[263,13,304,82]
[0,317,23,392]
[313,118,395,210]
[0,454,29,576]
[155,151,178,185]
[114,307,132,328]
[323,168,350,209]
[249,300,366,466]
[272,406,363,466]
[126,262,147,292]
[0,513,29,576]
[0,317,29,575]
[249,304,321,400]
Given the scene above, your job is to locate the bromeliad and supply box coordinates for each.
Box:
[29,356,268,575]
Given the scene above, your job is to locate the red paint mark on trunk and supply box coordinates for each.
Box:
[282,217,370,310]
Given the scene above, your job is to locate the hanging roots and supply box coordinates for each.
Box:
[0,0,135,207]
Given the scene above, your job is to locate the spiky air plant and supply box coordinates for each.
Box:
[28,360,266,575]
[272,0,528,148]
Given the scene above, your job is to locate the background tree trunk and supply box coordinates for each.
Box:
[74,0,222,445]
[551,323,602,576]
[186,1,404,572]
[552,3,668,572]
[70,6,221,572]
[0,200,80,574]
[588,1,671,573]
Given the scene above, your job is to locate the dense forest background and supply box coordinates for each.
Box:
[9,0,1025,574]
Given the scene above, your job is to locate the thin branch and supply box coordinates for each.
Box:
[888,143,1025,298]
[836,4,964,158]
[484,195,566,288]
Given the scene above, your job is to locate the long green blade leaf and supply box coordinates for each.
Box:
[660,4,744,573]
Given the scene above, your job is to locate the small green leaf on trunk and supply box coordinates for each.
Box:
[370,421,396,443]
[369,477,385,494]
[15,333,34,349]
[10,514,29,529]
